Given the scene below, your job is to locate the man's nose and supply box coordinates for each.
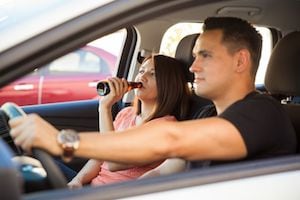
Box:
[189,58,200,73]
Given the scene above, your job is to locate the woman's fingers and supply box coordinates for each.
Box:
[121,78,129,93]
[101,78,129,107]
[109,78,122,95]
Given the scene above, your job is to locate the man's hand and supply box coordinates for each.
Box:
[9,114,61,155]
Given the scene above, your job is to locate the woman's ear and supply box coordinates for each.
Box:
[235,49,250,73]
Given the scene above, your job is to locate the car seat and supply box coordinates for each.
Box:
[265,31,300,152]
[174,33,212,120]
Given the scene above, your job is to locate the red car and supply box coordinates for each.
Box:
[0,45,116,106]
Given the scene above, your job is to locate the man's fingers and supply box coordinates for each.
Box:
[8,116,25,128]
[9,117,28,139]
[9,114,39,152]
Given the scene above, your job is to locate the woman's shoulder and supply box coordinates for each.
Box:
[115,106,136,120]
[119,106,135,115]
[114,106,137,130]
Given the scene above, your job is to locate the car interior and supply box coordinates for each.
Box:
[0,0,300,199]
[265,31,300,151]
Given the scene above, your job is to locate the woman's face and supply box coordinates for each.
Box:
[134,58,158,103]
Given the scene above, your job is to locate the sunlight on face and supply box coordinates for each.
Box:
[190,30,236,100]
[134,59,158,102]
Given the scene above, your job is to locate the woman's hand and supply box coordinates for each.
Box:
[9,114,61,155]
[67,178,83,189]
[100,78,129,109]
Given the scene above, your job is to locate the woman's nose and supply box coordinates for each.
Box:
[137,73,146,82]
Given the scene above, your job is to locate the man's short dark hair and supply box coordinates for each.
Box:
[203,17,262,78]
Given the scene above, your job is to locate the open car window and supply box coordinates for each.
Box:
[0,29,126,106]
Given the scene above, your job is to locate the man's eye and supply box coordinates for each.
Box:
[202,52,210,58]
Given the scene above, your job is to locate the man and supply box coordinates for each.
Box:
[9,17,297,167]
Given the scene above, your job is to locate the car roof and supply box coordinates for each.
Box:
[0,0,114,52]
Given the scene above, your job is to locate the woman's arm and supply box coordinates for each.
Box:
[99,78,134,171]
[99,104,135,171]
[98,104,114,132]
[139,158,187,179]
[67,159,102,189]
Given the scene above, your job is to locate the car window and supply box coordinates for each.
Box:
[48,49,110,75]
[160,23,272,86]
[0,29,126,106]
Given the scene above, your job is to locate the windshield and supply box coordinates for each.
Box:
[0,0,114,52]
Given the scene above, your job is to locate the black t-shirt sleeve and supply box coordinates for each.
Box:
[219,95,296,158]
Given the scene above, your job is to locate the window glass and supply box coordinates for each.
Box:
[84,51,106,73]
[160,23,202,57]
[48,50,110,74]
[160,23,272,85]
[255,27,272,85]
[48,52,81,73]
[0,29,126,106]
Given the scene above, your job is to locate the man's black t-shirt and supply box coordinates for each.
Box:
[190,91,297,169]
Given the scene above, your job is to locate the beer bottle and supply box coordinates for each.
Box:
[97,81,142,96]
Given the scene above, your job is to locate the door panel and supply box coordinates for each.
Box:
[23,99,99,131]
[23,99,99,172]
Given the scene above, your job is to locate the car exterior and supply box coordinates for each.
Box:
[0,0,299,200]
[0,45,116,106]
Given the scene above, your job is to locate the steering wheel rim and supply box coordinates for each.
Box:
[1,102,67,189]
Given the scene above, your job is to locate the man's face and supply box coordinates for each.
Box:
[189,29,237,100]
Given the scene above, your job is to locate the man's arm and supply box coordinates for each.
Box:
[76,117,247,164]
[9,115,247,164]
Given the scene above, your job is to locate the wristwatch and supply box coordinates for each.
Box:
[57,129,80,162]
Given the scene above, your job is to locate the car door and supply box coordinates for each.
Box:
[0,70,40,106]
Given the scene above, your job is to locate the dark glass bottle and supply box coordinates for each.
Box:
[97,81,142,96]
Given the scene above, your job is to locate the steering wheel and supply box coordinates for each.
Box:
[1,102,67,189]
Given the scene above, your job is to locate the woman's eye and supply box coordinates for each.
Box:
[138,70,144,74]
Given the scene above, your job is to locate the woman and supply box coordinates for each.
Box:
[68,54,190,188]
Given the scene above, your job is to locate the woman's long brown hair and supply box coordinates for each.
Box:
[134,54,190,121]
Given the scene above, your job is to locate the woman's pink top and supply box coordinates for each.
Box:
[90,107,175,186]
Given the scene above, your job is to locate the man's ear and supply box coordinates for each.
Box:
[235,49,250,73]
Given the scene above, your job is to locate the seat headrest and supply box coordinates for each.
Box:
[175,33,199,82]
[265,31,300,96]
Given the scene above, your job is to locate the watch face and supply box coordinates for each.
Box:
[57,129,80,163]
[58,129,79,148]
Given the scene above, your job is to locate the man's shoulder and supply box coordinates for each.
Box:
[235,91,281,109]
[192,104,217,119]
